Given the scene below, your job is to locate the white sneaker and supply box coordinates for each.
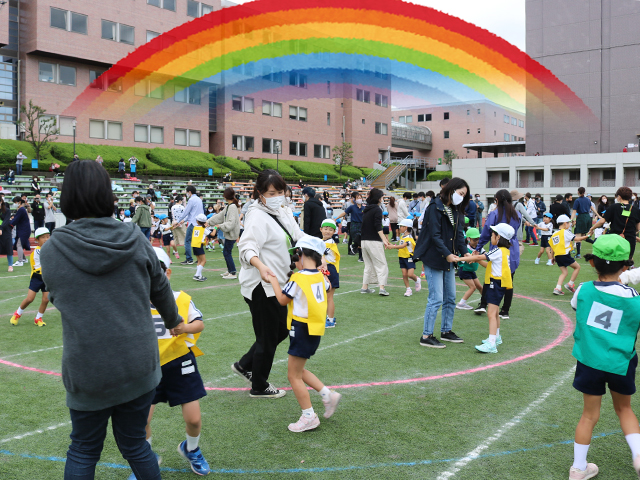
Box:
[546,260,554,266]
[456,301,473,310]
[12,261,23,267]
[415,278,422,292]
[224,273,237,279]
[220,272,229,277]
[288,414,320,433]
[322,391,342,418]
[569,463,599,479]
[404,288,412,297]
[534,258,540,265]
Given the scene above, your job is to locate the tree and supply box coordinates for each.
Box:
[332,141,354,177]
[19,100,58,160]
[443,149,458,167]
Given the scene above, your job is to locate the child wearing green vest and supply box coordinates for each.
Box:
[455,227,486,310]
[269,236,342,433]
[569,235,640,479]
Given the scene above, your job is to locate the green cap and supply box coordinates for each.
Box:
[465,227,480,239]
[592,234,630,262]
[464,216,469,224]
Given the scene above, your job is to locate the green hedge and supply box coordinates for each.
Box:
[149,148,225,177]
[337,165,366,180]
[286,160,340,182]
[214,156,255,177]
[248,158,298,180]
[359,167,375,177]
[0,140,59,171]
[426,170,453,181]
[47,143,161,174]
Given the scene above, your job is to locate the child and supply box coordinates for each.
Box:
[10,228,51,327]
[320,219,340,328]
[386,219,421,297]
[534,212,554,265]
[456,227,485,310]
[157,214,179,259]
[123,210,132,223]
[128,248,210,479]
[382,211,390,237]
[569,235,640,479]
[551,214,590,296]
[191,214,208,282]
[462,224,515,353]
[268,236,342,432]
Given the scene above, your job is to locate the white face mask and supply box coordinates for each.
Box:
[602,198,607,204]
[426,197,431,203]
[452,192,465,206]
[356,199,363,205]
[262,194,285,210]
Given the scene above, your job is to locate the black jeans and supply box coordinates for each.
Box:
[45,221,55,234]
[33,219,44,232]
[239,283,289,391]
[479,270,517,313]
[390,222,398,240]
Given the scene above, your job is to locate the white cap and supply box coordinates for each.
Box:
[34,227,50,238]
[399,219,414,228]
[490,223,515,240]
[321,218,337,230]
[288,235,326,256]
[153,247,172,269]
[556,214,571,224]
[196,213,207,223]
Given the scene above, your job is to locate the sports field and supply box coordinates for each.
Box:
[1,240,639,479]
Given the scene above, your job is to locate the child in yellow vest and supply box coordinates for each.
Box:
[462,224,515,353]
[128,248,210,479]
[386,218,422,297]
[320,219,340,328]
[269,236,342,433]
[191,213,208,282]
[10,228,50,327]
[551,214,590,296]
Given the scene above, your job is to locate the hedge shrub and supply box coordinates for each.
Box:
[286,160,340,182]
[47,143,160,174]
[149,148,225,177]
[359,167,375,177]
[214,156,255,177]
[248,158,298,180]
[336,165,366,180]
[426,170,452,181]
[0,140,58,171]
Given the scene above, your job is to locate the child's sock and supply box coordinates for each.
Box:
[459,299,467,305]
[36,312,43,320]
[572,442,590,471]
[496,328,500,336]
[626,433,640,459]
[302,407,315,419]
[146,436,152,447]
[196,265,204,277]
[16,307,24,316]
[488,334,497,346]
[556,284,562,291]
[318,386,331,401]
[186,433,200,452]
[568,280,575,287]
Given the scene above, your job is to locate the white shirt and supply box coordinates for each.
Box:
[526,198,537,219]
[536,221,553,236]
[171,203,185,225]
[485,246,505,278]
[571,281,638,310]
[283,270,331,319]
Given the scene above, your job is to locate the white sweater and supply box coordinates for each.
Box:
[238,201,304,299]
[397,200,409,222]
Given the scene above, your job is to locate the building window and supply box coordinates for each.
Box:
[494,130,497,136]
[147,0,175,11]
[50,8,88,34]
[231,95,254,113]
[425,114,432,121]
[38,62,76,86]
[134,80,163,99]
[374,93,388,107]
[511,135,516,141]
[102,20,135,45]
[444,150,449,156]
[146,31,160,43]
[444,112,449,120]
[90,71,122,92]
[603,169,615,181]
[187,0,213,17]
[519,120,525,128]
[289,72,307,88]
[444,131,449,139]
[89,119,122,140]
[418,114,424,122]
[375,122,388,135]
[569,170,580,181]
[399,116,405,124]
[534,171,543,182]
[289,106,307,121]
[262,138,282,154]
[289,141,307,157]
[39,115,74,136]
[511,118,517,126]
[314,144,331,159]
[356,89,364,102]
[406,115,412,123]
[231,135,254,152]
[174,128,201,147]
[327,81,331,94]
[327,112,330,126]
[175,85,201,105]
[478,108,481,114]
[504,114,510,124]
[135,124,163,143]
[261,101,283,117]
[262,66,282,83]
[504,133,510,141]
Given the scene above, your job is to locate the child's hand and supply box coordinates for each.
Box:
[170,318,186,336]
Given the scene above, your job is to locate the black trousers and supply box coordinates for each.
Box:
[479,270,516,313]
[238,283,289,391]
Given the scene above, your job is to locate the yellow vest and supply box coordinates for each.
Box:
[30,246,42,276]
[398,234,416,259]
[484,247,513,289]
[287,271,328,336]
[551,229,572,256]
[152,291,203,366]
[192,226,205,248]
[324,241,341,273]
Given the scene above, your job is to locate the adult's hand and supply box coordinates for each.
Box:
[446,254,458,263]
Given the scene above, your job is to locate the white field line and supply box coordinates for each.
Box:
[0,345,63,359]
[0,295,24,304]
[0,275,31,279]
[436,366,577,479]
[0,421,71,445]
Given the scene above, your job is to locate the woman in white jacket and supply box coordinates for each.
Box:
[231,170,304,398]
[207,187,240,279]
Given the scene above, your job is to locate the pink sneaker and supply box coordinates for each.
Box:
[569,463,598,479]
[322,391,342,419]
[174,251,180,259]
[288,414,320,432]
[415,278,422,292]
[8,266,13,272]
[565,283,576,294]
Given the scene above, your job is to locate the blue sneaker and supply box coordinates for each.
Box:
[127,452,161,480]
[325,318,336,328]
[482,335,502,346]
[178,440,211,476]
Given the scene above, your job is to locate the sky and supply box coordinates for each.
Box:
[229,0,527,51]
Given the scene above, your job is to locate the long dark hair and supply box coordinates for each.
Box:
[494,189,519,224]
[367,188,384,205]
[440,177,470,213]
[224,187,240,208]
[252,169,287,200]
[0,197,6,215]
[388,196,396,208]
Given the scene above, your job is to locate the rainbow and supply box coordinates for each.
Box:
[65,0,597,122]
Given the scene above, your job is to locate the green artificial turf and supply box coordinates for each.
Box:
[1,240,640,479]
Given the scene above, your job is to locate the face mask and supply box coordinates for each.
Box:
[452,192,465,206]
[426,197,431,203]
[602,198,607,204]
[208,208,213,212]
[615,198,620,204]
[262,195,285,210]
[356,199,363,205]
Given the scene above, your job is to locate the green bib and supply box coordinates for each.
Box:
[573,282,640,375]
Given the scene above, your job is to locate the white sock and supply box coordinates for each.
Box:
[302,407,315,418]
[626,433,640,459]
[146,437,152,447]
[318,386,331,401]
[572,442,590,470]
[459,299,467,305]
[36,312,43,320]
[568,280,575,287]
[496,328,500,336]
[196,265,203,277]
[556,284,562,291]
[488,334,497,346]
[186,433,200,452]
[17,307,24,316]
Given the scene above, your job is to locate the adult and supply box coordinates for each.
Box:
[232,169,304,398]
[31,194,45,231]
[597,195,608,217]
[524,192,538,245]
[10,196,30,266]
[171,195,186,247]
[397,192,410,223]
[336,192,364,261]
[360,188,391,296]
[207,187,240,279]
[387,196,398,241]
[474,194,484,228]
[561,193,573,216]
[0,197,13,271]
[129,155,139,174]
[31,175,41,196]
[414,177,470,348]
[589,187,640,260]
[44,192,57,233]
[418,190,436,232]
[301,186,326,238]
[473,189,523,319]
[550,194,566,228]
[16,150,26,175]
[509,190,536,256]
[409,193,420,215]
[571,187,592,259]
[175,186,203,265]
[118,158,126,178]
[465,196,477,228]
[40,160,180,480]
[95,155,103,166]
[534,194,546,220]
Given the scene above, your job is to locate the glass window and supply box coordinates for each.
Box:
[147,31,160,43]
[189,130,201,147]
[59,65,76,86]
[381,95,388,108]
[444,112,449,120]
[418,114,424,122]
[298,107,307,122]
[150,126,163,144]
[356,89,364,102]
[102,20,116,40]
[262,101,271,116]
[327,112,330,126]
[187,0,199,17]
[50,8,67,30]
[262,138,272,153]
[59,116,75,136]
[243,97,254,113]
[188,86,200,105]
[314,144,322,158]
[244,136,254,152]
[375,122,381,134]
[70,12,87,34]
[478,108,481,114]
[399,116,405,123]
[202,4,213,15]
[119,24,135,45]
[38,62,56,83]
[381,123,387,135]
[323,146,330,159]
[467,129,470,134]
[135,124,149,142]
[478,128,481,134]
[299,143,307,157]
[232,134,242,150]
[232,95,242,111]
[107,78,122,93]
[175,128,187,146]
[406,116,412,123]
[290,106,298,120]
[175,87,187,103]
[163,0,176,10]
[39,115,56,134]
[148,0,161,6]
[107,121,122,140]
[375,93,382,106]
[90,70,104,89]
[511,118,517,126]
[504,133,510,141]
[90,120,105,139]
[425,114,432,121]
[444,131,449,139]
[289,141,297,155]
[148,81,162,99]
[504,114,510,123]
[467,109,470,115]
[134,81,147,97]
[363,91,370,103]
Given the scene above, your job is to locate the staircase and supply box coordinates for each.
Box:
[370,163,408,189]
[366,156,439,189]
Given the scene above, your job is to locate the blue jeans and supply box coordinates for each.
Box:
[422,265,456,336]
[184,224,194,262]
[139,227,150,240]
[223,238,236,274]
[525,217,538,244]
[64,389,160,480]
[16,163,22,175]
[33,219,44,232]
[45,221,56,234]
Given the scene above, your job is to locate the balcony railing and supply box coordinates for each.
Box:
[552,178,579,188]
[486,180,509,189]
[588,179,616,188]
[517,180,544,189]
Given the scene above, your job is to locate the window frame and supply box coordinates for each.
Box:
[50,8,88,35]
[89,119,122,140]
[314,144,331,159]
[102,19,135,45]
[231,135,254,152]
[38,62,76,87]
[147,0,176,11]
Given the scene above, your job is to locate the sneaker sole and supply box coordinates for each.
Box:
[419,342,446,349]
[475,346,498,353]
[440,338,464,343]
[231,363,251,384]
[456,305,473,310]
[288,420,320,432]
[249,391,286,399]
[474,310,486,315]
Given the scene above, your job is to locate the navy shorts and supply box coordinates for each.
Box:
[458,270,478,281]
[192,246,205,256]
[288,320,321,359]
[327,263,339,289]
[153,350,207,407]
[555,254,575,268]
[573,354,638,396]
[540,236,551,248]
[28,274,46,293]
[485,278,506,306]
[399,257,416,270]
[162,233,174,246]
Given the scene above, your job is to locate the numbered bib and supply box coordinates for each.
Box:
[311,282,326,303]
[194,230,201,237]
[586,301,623,335]
[551,236,560,245]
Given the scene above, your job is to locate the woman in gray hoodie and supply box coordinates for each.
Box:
[41,161,181,480]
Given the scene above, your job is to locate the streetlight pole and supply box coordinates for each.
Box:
[72,119,77,156]
[275,140,281,173]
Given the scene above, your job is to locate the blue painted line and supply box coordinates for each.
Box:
[0,430,623,475]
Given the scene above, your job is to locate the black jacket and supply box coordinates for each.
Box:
[414,197,467,272]
[361,204,383,241]
[31,200,45,221]
[303,197,326,238]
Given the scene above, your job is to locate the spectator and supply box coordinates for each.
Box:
[175,185,203,265]
[550,194,566,228]
[50,163,61,177]
[409,193,420,215]
[534,194,546,219]
[302,186,326,238]
[4,167,15,184]
[0,196,13,271]
[44,192,57,234]
[10,196,31,266]
[20,193,32,214]
[465,196,477,228]
[397,192,411,223]
[571,187,593,259]
[597,195,608,217]
[524,192,538,245]
[171,195,186,247]
[360,188,391,296]
[590,187,640,260]
[510,190,536,254]
[16,150,26,176]
[562,193,573,216]
[131,196,152,239]
[118,158,126,178]
[387,196,398,241]
[335,192,365,261]
[113,194,119,218]
[30,175,41,195]
[129,155,139,174]
[95,155,104,166]
[474,194,485,228]
[31,194,45,232]
[207,187,241,279]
